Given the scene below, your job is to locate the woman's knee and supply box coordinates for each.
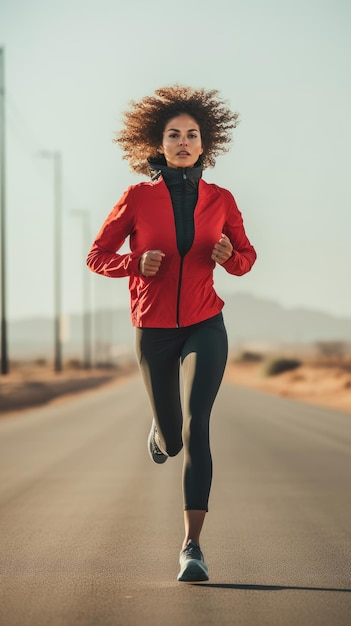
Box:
[165,439,183,457]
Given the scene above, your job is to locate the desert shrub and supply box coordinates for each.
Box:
[33,358,48,367]
[313,341,351,370]
[95,361,119,370]
[234,351,264,363]
[67,359,82,370]
[262,357,302,377]
[315,341,347,359]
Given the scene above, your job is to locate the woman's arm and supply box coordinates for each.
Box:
[86,189,141,278]
[220,190,257,276]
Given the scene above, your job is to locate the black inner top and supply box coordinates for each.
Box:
[148,158,203,257]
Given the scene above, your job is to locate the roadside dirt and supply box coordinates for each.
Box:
[0,362,137,416]
[1,359,351,417]
[224,361,351,414]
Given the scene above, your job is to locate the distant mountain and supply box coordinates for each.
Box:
[8,309,134,362]
[221,293,351,345]
[6,293,351,361]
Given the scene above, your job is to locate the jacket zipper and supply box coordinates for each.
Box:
[176,257,184,327]
[176,169,187,327]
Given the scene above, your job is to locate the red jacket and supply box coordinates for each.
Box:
[87,176,256,327]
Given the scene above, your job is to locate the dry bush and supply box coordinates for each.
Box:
[66,359,83,370]
[233,351,264,363]
[261,357,302,377]
[33,358,48,367]
[314,341,351,371]
[315,341,347,359]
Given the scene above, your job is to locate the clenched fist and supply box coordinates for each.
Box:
[211,233,233,265]
[139,249,165,277]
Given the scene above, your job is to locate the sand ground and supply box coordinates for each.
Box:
[1,359,351,417]
[224,360,351,414]
[0,361,137,416]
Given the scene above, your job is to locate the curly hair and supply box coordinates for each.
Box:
[114,85,239,175]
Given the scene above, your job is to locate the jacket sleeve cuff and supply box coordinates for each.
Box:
[223,250,256,276]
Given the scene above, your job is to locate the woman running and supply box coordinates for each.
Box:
[86,85,257,582]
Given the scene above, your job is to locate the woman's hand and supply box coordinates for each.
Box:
[139,250,165,277]
[212,233,233,265]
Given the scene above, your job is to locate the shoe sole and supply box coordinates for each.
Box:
[177,559,209,582]
[147,425,168,464]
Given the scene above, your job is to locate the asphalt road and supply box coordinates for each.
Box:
[0,375,350,626]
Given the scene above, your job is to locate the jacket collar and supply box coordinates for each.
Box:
[148,156,203,188]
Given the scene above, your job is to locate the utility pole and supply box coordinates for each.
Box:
[71,209,92,369]
[39,151,63,372]
[0,47,9,375]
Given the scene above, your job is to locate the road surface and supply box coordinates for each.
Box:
[0,376,350,625]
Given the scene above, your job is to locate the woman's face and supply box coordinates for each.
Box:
[159,114,203,169]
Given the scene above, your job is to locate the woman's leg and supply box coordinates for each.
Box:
[182,510,207,548]
[181,314,228,544]
[135,327,184,457]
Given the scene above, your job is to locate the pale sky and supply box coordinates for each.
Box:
[1,0,351,321]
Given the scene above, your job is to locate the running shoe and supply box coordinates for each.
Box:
[147,421,168,464]
[177,540,209,582]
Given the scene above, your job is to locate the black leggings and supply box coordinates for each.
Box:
[135,313,228,511]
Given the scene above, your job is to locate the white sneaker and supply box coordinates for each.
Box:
[177,540,209,582]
